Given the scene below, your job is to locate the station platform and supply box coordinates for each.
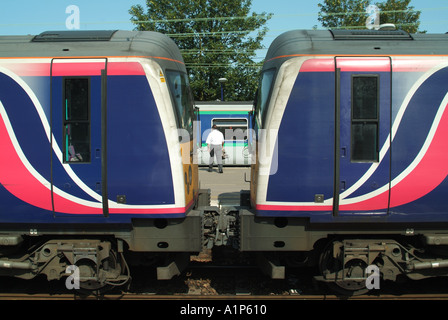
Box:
[198,166,250,207]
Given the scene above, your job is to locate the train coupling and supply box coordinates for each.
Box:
[201,206,239,249]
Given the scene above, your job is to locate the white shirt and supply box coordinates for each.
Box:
[206,129,224,145]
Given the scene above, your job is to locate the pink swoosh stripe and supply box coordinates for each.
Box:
[299,58,444,73]
[340,101,448,211]
[0,107,184,215]
[5,62,146,77]
[257,101,448,212]
[0,108,102,214]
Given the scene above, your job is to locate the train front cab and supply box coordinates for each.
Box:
[0,31,203,287]
[240,41,448,293]
[48,57,200,222]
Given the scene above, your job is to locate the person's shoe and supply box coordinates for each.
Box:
[208,168,212,172]
[219,170,223,173]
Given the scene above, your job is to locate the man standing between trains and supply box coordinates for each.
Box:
[206,124,225,173]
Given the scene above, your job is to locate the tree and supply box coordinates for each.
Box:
[129,0,272,101]
[318,0,422,33]
[376,0,422,33]
[318,0,370,29]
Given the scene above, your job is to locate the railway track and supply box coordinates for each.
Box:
[1,264,448,303]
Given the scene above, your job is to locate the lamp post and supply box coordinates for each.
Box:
[219,78,228,101]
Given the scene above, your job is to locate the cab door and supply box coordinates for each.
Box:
[335,57,391,215]
[51,59,107,216]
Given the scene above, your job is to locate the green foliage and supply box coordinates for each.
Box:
[129,0,272,101]
[376,0,422,33]
[318,0,371,29]
[318,0,423,33]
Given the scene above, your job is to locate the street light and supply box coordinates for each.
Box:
[219,78,228,101]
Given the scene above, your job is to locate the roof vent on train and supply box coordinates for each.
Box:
[32,30,118,42]
[378,23,397,31]
[330,28,413,40]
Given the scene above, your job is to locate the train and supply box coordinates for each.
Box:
[195,101,253,166]
[1,28,448,295]
[247,29,448,294]
[0,30,204,290]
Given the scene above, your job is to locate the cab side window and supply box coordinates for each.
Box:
[63,78,91,163]
[351,75,379,162]
[166,71,195,137]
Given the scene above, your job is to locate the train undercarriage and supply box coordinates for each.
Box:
[207,204,448,295]
[2,192,448,295]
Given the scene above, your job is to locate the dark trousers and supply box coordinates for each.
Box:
[209,144,223,172]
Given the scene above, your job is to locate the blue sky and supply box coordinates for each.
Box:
[0,0,447,51]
